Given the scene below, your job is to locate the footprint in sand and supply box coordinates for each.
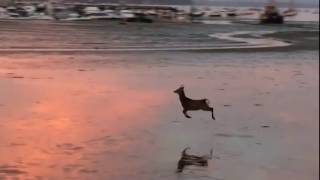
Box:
[10,76,24,79]
[79,169,98,174]
[63,164,83,173]
[215,133,254,138]
[56,143,84,154]
[10,143,27,147]
[261,125,270,128]
[172,120,182,125]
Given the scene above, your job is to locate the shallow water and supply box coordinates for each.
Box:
[0,21,319,180]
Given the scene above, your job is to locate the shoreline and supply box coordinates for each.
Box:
[0,30,318,54]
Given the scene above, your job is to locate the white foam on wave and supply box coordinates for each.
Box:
[209,31,291,48]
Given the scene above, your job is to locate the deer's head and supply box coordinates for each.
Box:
[174,85,184,94]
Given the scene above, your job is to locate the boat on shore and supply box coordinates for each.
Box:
[260,1,284,24]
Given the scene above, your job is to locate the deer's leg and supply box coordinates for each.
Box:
[183,109,191,118]
[202,160,208,166]
[177,160,185,173]
[210,107,215,120]
[202,106,216,120]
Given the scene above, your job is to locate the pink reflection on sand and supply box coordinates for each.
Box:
[0,66,168,179]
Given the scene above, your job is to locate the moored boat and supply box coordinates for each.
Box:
[189,11,205,18]
[209,12,221,17]
[260,1,284,24]
[226,10,237,17]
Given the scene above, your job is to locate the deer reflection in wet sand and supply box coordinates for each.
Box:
[177,147,213,173]
[174,85,216,120]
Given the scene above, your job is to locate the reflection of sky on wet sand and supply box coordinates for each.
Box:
[0,52,318,180]
[0,62,169,179]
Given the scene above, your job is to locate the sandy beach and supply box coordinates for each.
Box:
[0,20,319,180]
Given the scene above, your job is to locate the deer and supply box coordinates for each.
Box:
[177,147,213,173]
[174,85,216,120]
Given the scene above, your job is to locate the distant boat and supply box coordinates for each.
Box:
[189,11,205,17]
[125,12,153,23]
[260,1,284,24]
[189,1,205,19]
[6,6,28,17]
[225,9,238,17]
[209,12,222,17]
[119,10,135,19]
[86,12,116,20]
[226,12,237,17]
[78,7,119,20]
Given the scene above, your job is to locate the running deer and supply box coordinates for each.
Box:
[174,86,216,120]
[177,147,213,173]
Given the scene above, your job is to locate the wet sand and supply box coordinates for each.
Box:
[0,50,318,180]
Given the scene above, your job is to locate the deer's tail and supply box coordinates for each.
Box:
[205,99,211,105]
[208,148,213,160]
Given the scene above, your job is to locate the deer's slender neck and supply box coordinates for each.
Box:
[178,91,187,100]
